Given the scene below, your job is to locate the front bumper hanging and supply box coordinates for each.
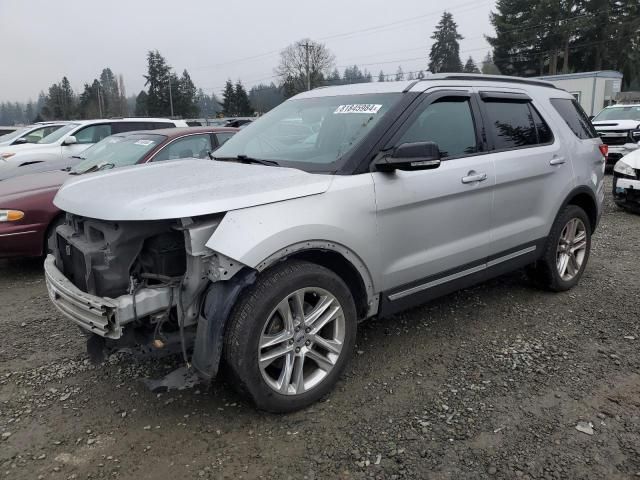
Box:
[44,255,173,339]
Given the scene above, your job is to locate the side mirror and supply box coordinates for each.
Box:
[62,136,77,146]
[588,115,595,121]
[13,137,28,145]
[375,142,441,172]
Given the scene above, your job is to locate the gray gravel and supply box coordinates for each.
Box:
[1,175,639,479]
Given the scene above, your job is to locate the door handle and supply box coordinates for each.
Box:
[461,172,487,184]
[550,157,566,166]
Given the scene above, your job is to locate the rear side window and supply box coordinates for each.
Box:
[148,122,175,129]
[550,98,598,139]
[483,100,551,150]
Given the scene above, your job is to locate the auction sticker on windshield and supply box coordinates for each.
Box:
[134,140,154,146]
[334,104,382,114]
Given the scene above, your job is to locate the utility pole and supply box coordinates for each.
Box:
[96,86,103,117]
[168,75,174,118]
[303,41,311,91]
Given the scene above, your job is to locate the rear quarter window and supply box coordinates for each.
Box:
[483,100,552,150]
[550,98,598,139]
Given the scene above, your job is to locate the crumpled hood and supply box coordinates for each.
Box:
[54,159,333,221]
[619,148,640,168]
[593,120,640,131]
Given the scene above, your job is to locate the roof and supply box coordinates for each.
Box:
[537,70,623,81]
[116,126,239,138]
[296,74,558,99]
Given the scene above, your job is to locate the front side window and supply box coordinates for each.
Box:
[396,97,477,158]
[550,98,598,139]
[73,124,112,144]
[23,125,62,143]
[153,134,212,161]
[214,93,402,170]
[484,101,541,150]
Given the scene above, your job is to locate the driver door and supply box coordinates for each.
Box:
[372,89,495,305]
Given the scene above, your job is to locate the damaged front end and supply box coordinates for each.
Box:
[44,213,254,383]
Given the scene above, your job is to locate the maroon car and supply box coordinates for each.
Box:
[0,127,237,258]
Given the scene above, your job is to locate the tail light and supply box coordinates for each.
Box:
[599,144,608,158]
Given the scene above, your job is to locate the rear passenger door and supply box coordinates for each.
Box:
[478,90,574,257]
[373,89,495,294]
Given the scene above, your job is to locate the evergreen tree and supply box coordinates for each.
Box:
[249,83,285,113]
[327,68,342,85]
[222,80,236,116]
[234,81,253,116]
[59,77,75,119]
[463,56,481,73]
[417,70,426,79]
[378,70,386,82]
[481,53,501,75]
[175,69,198,117]
[144,50,172,116]
[134,91,148,116]
[429,11,463,73]
[395,66,404,81]
[99,68,120,116]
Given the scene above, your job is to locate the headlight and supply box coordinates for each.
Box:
[0,210,25,222]
[632,129,640,139]
[0,152,15,159]
[614,160,636,177]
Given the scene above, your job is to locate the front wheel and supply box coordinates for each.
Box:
[224,260,357,412]
[527,205,591,292]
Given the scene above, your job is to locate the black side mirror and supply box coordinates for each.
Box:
[375,141,441,172]
[588,115,595,121]
[13,137,28,145]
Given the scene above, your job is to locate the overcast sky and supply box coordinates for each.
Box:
[0,0,497,102]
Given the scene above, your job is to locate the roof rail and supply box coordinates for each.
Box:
[413,73,558,90]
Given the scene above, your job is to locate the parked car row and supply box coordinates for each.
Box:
[0,126,237,258]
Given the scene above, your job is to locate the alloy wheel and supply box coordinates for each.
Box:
[556,218,588,281]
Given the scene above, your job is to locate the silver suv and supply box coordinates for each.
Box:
[45,75,605,412]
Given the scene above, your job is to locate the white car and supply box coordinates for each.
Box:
[0,123,69,147]
[0,118,189,165]
[612,147,640,212]
[591,104,640,166]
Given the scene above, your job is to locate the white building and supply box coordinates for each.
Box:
[537,70,623,116]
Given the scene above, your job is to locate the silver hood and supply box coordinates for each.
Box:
[54,159,333,221]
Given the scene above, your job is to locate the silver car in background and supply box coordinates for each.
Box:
[45,75,605,412]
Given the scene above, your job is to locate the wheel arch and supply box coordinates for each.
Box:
[560,186,599,233]
[255,241,379,320]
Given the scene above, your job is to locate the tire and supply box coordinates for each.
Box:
[224,260,357,413]
[527,205,591,292]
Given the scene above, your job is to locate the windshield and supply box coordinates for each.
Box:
[71,133,166,174]
[214,93,402,170]
[593,106,640,122]
[0,127,29,143]
[37,123,79,144]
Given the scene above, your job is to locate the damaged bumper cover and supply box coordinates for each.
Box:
[44,255,172,339]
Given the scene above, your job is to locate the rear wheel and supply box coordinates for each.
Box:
[527,205,591,291]
[224,260,357,412]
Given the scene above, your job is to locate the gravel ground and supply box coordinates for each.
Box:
[1,175,639,480]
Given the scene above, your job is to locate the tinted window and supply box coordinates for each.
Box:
[397,98,477,158]
[484,100,538,150]
[74,124,112,144]
[530,106,553,144]
[215,132,235,147]
[148,122,175,129]
[153,134,212,161]
[550,98,598,139]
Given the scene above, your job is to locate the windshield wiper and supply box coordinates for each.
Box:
[69,162,115,175]
[214,155,279,166]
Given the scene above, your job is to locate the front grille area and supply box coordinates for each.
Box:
[599,130,632,146]
[53,215,183,298]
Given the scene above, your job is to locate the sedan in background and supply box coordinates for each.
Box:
[0,127,237,258]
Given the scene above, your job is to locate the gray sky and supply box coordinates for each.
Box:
[0,0,497,102]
